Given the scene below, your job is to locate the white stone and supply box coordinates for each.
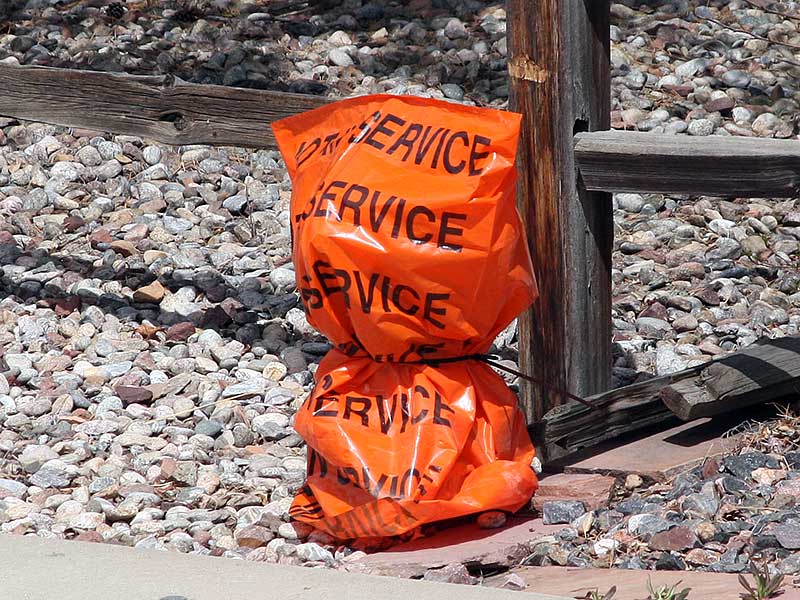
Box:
[296,542,334,563]
[328,48,353,68]
[19,445,58,473]
[593,539,620,557]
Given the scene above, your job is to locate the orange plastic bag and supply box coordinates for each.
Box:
[272,94,539,540]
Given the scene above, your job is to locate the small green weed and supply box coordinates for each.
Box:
[738,561,785,600]
[645,578,691,600]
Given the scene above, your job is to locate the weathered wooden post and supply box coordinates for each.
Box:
[507,0,613,442]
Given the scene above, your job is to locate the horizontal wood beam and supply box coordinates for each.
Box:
[534,370,679,462]
[575,130,800,197]
[0,64,330,148]
[538,335,800,460]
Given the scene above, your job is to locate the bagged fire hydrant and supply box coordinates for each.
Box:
[272,94,538,539]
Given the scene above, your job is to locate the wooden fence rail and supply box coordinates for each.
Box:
[0,63,328,148]
[576,130,800,197]
[4,63,799,198]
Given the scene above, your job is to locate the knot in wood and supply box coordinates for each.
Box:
[158,110,188,131]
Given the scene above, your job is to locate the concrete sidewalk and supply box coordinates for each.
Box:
[0,533,572,600]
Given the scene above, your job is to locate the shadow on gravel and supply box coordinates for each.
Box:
[0,0,499,96]
[0,242,304,338]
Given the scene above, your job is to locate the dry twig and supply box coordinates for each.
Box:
[742,0,800,23]
[702,14,800,52]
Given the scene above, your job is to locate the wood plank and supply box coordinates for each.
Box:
[661,336,800,420]
[575,129,800,197]
[0,64,329,148]
[508,0,613,434]
[539,336,800,460]
[535,369,691,462]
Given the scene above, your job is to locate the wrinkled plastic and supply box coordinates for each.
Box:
[272,94,539,539]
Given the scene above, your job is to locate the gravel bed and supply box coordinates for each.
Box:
[535,414,800,582]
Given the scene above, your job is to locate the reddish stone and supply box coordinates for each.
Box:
[146,373,191,401]
[776,479,800,501]
[54,296,81,317]
[532,473,616,512]
[704,541,727,553]
[612,294,641,313]
[693,287,721,306]
[116,371,147,387]
[109,240,138,257]
[194,530,212,547]
[160,457,177,480]
[71,128,105,138]
[115,385,154,406]
[27,489,60,506]
[10,522,32,535]
[662,84,694,96]
[138,198,167,214]
[639,302,668,320]
[37,376,56,392]
[242,445,270,457]
[133,281,166,304]
[134,323,162,340]
[133,352,158,371]
[117,484,156,497]
[220,297,244,315]
[63,216,85,233]
[235,525,275,549]
[699,340,724,356]
[46,332,67,347]
[123,223,149,242]
[706,97,735,113]
[694,521,717,543]
[649,526,698,552]
[637,249,666,264]
[75,531,103,543]
[701,457,721,479]
[89,228,113,249]
[685,548,720,566]
[72,408,93,421]
[166,321,195,342]
[669,261,706,281]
